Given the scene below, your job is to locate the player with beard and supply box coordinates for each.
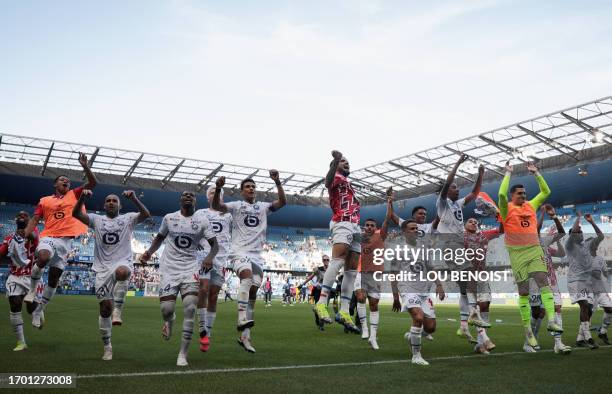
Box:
[0,211,39,351]
[212,170,286,353]
[141,191,218,366]
[24,152,97,329]
[437,155,484,341]
[72,189,151,360]
[315,150,361,333]
[195,186,233,352]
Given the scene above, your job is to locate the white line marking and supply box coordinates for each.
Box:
[77,346,609,380]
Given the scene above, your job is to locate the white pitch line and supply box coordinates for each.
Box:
[77,346,608,380]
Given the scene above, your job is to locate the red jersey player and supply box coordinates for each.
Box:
[315,150,361,332]
[0,211,39,351]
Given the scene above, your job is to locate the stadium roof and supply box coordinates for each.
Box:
[1,96,611,203]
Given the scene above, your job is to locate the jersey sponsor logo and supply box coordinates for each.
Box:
[54,211,65,220]
[174,235,193,249]
[244,215,260,228]
[191,223,199,230]
[453,209,463,222]
[417,229,425,238]
[211,221,223,233]
[102,232,120,245]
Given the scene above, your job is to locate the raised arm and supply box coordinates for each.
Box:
[269,170,287,211]
[385,187,402,226]
[440,154,468,200]
[123,190,150,223]
[498,161,512,220]
[325,150,343,189]
[527,162,550,211]
[380,194,393,241]
[585,213,604,255]
[78,152,98,190]
[212,177,229,214]
[72,189,92,226]
[464,164,485,205]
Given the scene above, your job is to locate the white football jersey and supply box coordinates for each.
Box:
[225,200,273,256]
[88,212,139,273]
[591,255,610,294]
[158,210,215,276]
[436,196,466,235]
[389,238,432,294]
[196,208,233,261]
[565,238,594,283]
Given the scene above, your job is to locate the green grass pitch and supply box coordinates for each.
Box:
[0,296,609,393]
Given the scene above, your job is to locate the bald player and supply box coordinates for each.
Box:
[73,189,150,360]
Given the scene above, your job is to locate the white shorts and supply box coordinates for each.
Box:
[592,293,612,309]
[354,272,381,299]
[159,272,200,298]
[529,278,562,306]
[568,281,592,304]
[401,293,436,318]
[36,237,72,270]
[476,281,492,303]
[94,264,132,301]
[5,275,30,298]
[330,221,361,253]
[230,254,264,288]
[200,266,226,288]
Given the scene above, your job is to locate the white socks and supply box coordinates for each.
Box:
[197,308,207,335]
[180,295,197,355]
[317,258,343,305]
[113,280,128,312]
[205,311,217,338]
[370,311,379,339]
[99,316,112,346]
[410,326,423,356]
[237,278,252,322]
[10,311,25,343]
[459,294,469,328]
[340,270,357,313]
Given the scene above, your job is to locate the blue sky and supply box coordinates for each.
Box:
[1,0,611,174]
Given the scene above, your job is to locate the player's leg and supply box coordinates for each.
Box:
[575,299,598,349]
[552,303,571,354]
[315,242,345,323]
[8,293,27,351]
[233,258,255,330]
[197,277,210,343]
[177,284,199,366]
[466,275,489,328]
[355,287,368,339]
[456,281,474,342]
[111,265,130,325]
[159,278,178,341]
[311,287,323,329]
[367,295,380,350]
[239,263,262,353]
[25,243,51,303]
[533,270,562,333]
[517,279,539,348]
[477,300,495,352]
[337,249,359,331]
[599,305,612,345]
[99,299,113,361]
[204,284,221,339]
[406,304,428,366]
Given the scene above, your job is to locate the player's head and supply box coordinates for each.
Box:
[400,219,418,241]
[104,194,121,217]
[465,217,479,233]
[411,206,427,224]
[569,226,584,243]
[180,191,196,209]
[15,211,29,230]
[332,157,350,175]
[53,175,71,195]
[207,185,223,205]
[322,254,330,268]
[240,178,256,202]
[510,184,526,204]
[364,218,377,235]
[448,182,459,201]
